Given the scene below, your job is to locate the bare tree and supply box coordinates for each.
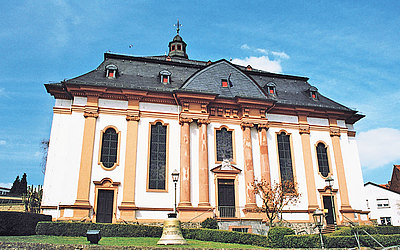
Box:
[252,180,300,226]
[40,139,49,174]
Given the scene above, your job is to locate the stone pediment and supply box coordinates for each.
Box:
[211,162,242,174]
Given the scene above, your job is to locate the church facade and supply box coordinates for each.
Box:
[42,29,369,229]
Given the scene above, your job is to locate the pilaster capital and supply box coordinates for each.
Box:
[257,123,269,131]
[126,114,140,122]
[330,127,341,137]
[179,117,193,125]
[240,122,254,130]
[299,124,310,135]
[83,111,99,118]
[197,118,210,126]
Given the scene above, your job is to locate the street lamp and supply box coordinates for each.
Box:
[325,176,337,228]
[313,208,325,249]
[171,169,179,214]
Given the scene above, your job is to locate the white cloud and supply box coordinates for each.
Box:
[357,128,400,170]
[0,183,12,189]
[0,140,6,145]
[231,56,283,73]
[255,48,268,55]
[271,51,290,60]
[241,44,250,50]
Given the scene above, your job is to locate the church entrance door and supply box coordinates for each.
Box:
[218,179,235,217]
[323,196,335,224]
[96,190,114,223]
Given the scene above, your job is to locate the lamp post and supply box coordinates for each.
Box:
[171,169,179,214]
[325,176,337,228]
[313,208,325,249]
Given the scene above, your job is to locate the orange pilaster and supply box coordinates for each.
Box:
[198,119,210,207]
[178,118,192,207]
[241,122,257,209]
[258,124,271,185]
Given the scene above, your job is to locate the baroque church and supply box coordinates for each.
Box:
[42,25,369,232]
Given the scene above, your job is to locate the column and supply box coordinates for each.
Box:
[329,119,352,210]
[178,117,192,207]
[298,115,318,210]
[198,119,210,207]
[74,96,98,218]
[119,110,140,221]
[258,123,271,185]
[241,122,257,209]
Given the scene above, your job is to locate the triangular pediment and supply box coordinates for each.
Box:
[180,60,266,99]
[211,163,242,174]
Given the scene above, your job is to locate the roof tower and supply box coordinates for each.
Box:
[168,20,188,59]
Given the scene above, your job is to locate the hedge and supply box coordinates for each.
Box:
[285,234,400,248]
[36,222,270,247]
[330,225,400,236]
[267,226,295,247]
[0,211,52,236]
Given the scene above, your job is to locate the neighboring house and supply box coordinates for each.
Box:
[364,165,400,226]
[364,182,400,226]
[0,187,10,196]
[41,26,369,231]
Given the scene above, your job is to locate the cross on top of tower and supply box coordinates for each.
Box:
[174,19,182,34]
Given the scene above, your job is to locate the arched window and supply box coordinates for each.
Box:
[159,70,171,84]
[277,132,294,182]
[100,128,118,168]
[265,82,276,96]
[148,122,167,190]
[105,64,118,78]
[216,127,233,162]
[309,86,318,100]
[316,142,330,177]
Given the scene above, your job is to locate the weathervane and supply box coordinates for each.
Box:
[174,19,182,34]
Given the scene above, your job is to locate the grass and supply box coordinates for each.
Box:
[0,235,267,249]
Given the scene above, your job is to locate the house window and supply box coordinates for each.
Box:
[148,122,168,190]
[381,217,392,225]
[277,132,294,182]
[171,45,175,51]
[159,70,171,84]
[265,82,276,95]
[177,44,182,50]
[105,64,118,78]
[221,79,228,87]
[377,198,390,208]
[215,127,233,162]
[316,142,330,177]
[100,128,119,169]
[231,227,249,233]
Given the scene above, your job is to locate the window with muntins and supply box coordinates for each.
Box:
[101,128,118,168]
[377,198,390,208]
[148,122,167,190]
[216,128,233,162]
[316,142,330,177]
[277,132,294,182]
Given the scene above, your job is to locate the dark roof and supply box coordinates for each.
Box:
[49,52,362,119]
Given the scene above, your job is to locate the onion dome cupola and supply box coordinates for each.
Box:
[168,20,188,59]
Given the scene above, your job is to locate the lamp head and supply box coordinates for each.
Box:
[325,176,334,188]
[171,169,179,183]
[313,208,324,227]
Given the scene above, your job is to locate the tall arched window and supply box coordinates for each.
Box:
[148,122,167,190]
[277,132,294,182]
[316,142,330,177]
[100,128,118,169]
[216,127,233,162]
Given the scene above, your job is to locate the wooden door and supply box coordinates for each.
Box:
[96,190,114,223]
[323,196,335,225]
[218,179,235,217]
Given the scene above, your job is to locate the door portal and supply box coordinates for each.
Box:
[323,196,335,225]
[96,190,114,223]
[218,179,235,217]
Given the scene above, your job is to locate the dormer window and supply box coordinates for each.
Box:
[159,70,171,84]
[177,44,182,50]
[105,64,118,79]
[265,82,276,95]
[221,79,228,88]
[171,45,175,51]
[309,86,318,100]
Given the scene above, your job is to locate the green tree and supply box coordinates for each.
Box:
[9,175,20,195]
[19,173,28,195]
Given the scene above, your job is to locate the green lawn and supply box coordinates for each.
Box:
[0,235,267,249]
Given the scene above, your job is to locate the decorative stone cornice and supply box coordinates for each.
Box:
[347,131,356,137]
[330,127,341,137]
[126,114,140,122]
[299,124,310,135]
[83,111,99,118]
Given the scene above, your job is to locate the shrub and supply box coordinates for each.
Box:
[200,217,218,229]
[267,226,295,247]
[284,234,321,248]
[0,211,51,236]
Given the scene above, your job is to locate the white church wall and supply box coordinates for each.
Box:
[73,96,87,106]
[42,111,84,209]
[55,99,72,107]
[267,114,298,123]
[139,102,179,114]
[88,113,127,213]
[98,99,128,109]
[307,117,329,126]
[189,122,199,207]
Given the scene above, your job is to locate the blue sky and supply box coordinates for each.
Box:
[0,0,399,187]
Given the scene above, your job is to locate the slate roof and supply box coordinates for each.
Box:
[48,51,363,120]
